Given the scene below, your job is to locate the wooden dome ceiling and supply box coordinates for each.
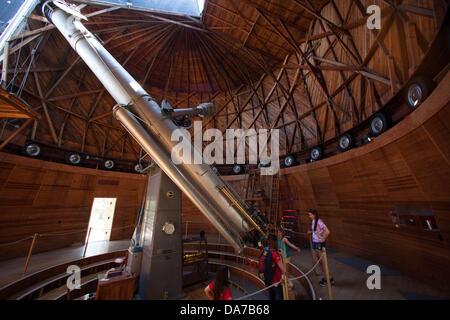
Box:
[0,0,445,163]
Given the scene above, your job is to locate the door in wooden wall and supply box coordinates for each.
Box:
[86,198,117,243]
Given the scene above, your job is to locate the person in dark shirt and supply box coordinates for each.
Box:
[258,239,286,300]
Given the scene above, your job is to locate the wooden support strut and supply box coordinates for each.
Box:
[83,227,92,258]
[22,233,38,276]
[322,246,333,300]
[33,73,58,144]
[0,118,33,151]
[1,42,9,89]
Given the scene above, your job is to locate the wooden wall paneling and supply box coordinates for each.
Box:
[180,77,450,289]
[421,105,450,164]
[0,153,146,261]
[396,126,450,203]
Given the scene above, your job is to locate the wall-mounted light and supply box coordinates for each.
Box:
[337,133,354,152]
[134,163,143,173]
[283,155,295,167]
[405,76,433,109]
[24,142,41,157]
[310,146,324,162]
[66,152,82,165]
[103,159,115,170]
[232,164,243,175]
[369,112,390,137]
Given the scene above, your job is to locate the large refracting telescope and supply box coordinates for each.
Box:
[42,1,268,253]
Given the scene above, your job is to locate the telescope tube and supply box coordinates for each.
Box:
[43,1,267,253]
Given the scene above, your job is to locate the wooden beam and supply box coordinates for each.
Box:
[0,118,32,151]
[6,67,65,74]
[9,25,55,42]
[291,0,345,32]
[205,84,244,128]
[204,11,290,58]
[1,42,9,89]
[0,34,41,63]
[85,6,121,18]
[432,0,447,29]
[0,94,40,120]
[89,110,112,123]
[45,30,124,99]
[398,4,435,18]
[267,65,302,130]
[47,89,104,102]
[239,0,309,34]
[245,56,290,130]
[223,74,266,130]
[312,56,391,85]
[362,9,396,66]
[277,72,360,130]
[243,13,260,46]
[44,57,81,99]
[33,73,58,144]
[143,13,206,32]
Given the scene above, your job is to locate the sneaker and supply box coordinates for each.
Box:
[288,280,294,289]
[319,278,326,287]
[319,278,335,287]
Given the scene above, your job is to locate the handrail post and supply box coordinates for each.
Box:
[83,227,92,258]
[282,274,289,300]
[22,233,38,276]
[281,239,289,300]
[322,246,333,300]
[185,221,189,239]
[308,234,319,275]
[281,245,291,289]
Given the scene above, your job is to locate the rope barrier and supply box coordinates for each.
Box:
[236,252,324,300]
[0,225,137,244]
[288,253,324,281]
[0,236,34,247]
[90,224,136,232]
[39,229,87,237]
[6,32,25,92]
[280,225,309,236]
[40,224,136,237]
[236,278,283,300]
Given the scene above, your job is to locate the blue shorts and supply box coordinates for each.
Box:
[312,242,326,252]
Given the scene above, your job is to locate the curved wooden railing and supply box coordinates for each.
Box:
[0,239,321,300]
[184,242,316,300]
[0,251,126,300]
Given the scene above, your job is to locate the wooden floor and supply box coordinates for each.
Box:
[290,249,450,300]
[0,236,449,300]
[197,235,450,300]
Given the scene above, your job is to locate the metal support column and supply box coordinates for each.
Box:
[137,169,185,300]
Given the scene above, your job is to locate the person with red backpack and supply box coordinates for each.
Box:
[258,239,287,300]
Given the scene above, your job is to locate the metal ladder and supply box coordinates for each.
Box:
[268,172,280,227]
